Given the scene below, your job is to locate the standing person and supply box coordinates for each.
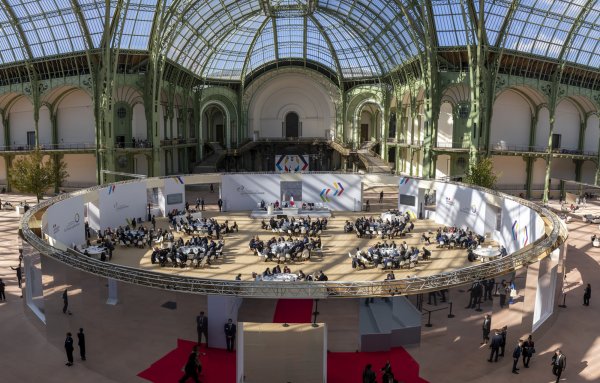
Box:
[584,283,591,306]
[488,330,502,362]
[482,314,491,345]
[224,318,236,352]
[427,291,437,306]
[64,332,74,366]
[151,215,156,230]
[179,345,200,383]
[200,197,205,211]
[512,339,523,374]
[62,288,71,315]
[217,198,223,212]
[522,334,535,368]
[0,278,5,301]
[362,364,376,383]
[484,278,494,301]
[466,280,479,309]
[379,190,384,203]
[195,198,200,210]
[499,326,508,357]
[210,184,214,193]
[77,328,86,361]
[551,349,566,382]
[380,360,394,383]
[196,311,208,345]
[11,263,22,290]
[365,200,370,211]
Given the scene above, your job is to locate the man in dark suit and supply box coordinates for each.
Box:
[179,345,200,383]
[488,330,502,362]
[77,328,86,361]
[217,199,223,212]
[499,326,508,356]
[551,349,566,382]
[482,314,491,345]
[512,339,523,374]
[196,311,208,345]
[64,332,74,366]
[224,318,236,351]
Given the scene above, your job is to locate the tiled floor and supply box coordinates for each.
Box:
[1,194,599,382]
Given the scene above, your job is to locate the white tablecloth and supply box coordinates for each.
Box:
[85,246,106,255]
[262,273,298,282]
[474,247,500,261]
[178,246,206,255]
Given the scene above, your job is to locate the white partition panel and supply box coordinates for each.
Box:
[42,194,85,249]
[158,177,186,215]
[494,197,544,254]
[434,183,493,235]
[302,174,362,211]
[98,182,147,229]
[207,295,242,349]
[221,174,280,211]
[397,176,420,215]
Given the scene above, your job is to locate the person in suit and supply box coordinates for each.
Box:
[224,318,236,351]
[482,314,491,345]
[488,330,502,362]
[499,326,508,356]
[10,263,22,289]
[584,283,591,306]
[512,339,523,374]
[0,278,5,301]
[522,334,534,368]
[196,311,208,345]
[62,288,71,315]
[64,332,74,366]
[77,328,86,361]
[380,360,395,383]
[179,345,200,383]
[362,364,376,383]
[217,198,223,212]
[551,349,566,382]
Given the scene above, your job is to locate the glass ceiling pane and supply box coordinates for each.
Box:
[305,17,336,71]
[117,0,156,50]
[433,0,472,46]
[247,20,276,74]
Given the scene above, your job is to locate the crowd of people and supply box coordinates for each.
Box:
[251,267,329,282]
[151,235,225,268]
[347,213,414,239]
[261,216,327,237]
[350,241,431,270]
[249,235,322,262]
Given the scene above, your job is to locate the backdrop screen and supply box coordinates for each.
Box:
[166,193,183,205]
[399,194,416,206]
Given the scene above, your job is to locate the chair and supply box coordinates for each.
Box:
[302,250,310,260]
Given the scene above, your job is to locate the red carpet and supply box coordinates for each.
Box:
[272,298,314,323]
[327,347,429,383]
[138,339,235,383]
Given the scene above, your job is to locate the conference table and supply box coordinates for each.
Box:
[85,246,107,257]
[178,246,207,255]
[474,247,501,262]
[262,273,298,282]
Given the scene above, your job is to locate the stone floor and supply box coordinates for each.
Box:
[0,194,599,382]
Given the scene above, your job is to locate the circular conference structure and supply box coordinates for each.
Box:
[0,0,597,381]
[20,173,567,382]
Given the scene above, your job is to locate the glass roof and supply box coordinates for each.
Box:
[0,0,596,79]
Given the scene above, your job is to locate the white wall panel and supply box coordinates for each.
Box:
[98,182,147,229]
[221,174,280,211]
[63,154,97,186]
[492,156,526,186]
[550,158,576,181]
[434,183,495,236]
[42,194,85,249]
[437,102,453,146]
[490,91,531,148]
[248,73,335,138]
[10,96,34,146]
[159,177,186,215]
[584,115,600,153]
[57,90,95,144]
[132,104,147,140]
[535,107,550,149]
[38,105,52,146]
[302,174,362,211]
[554,100,580,150]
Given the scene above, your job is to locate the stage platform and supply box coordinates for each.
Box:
[250,208,331,219]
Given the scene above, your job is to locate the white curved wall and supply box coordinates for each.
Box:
[57,90,95,144]
[248,73,335,138]
[554,100,580,150]
[492,156,526,186]
[490,91,531,148]
[132,104,147,140]
[437,102,453,146]
[535,108,550,149]
[38,105,52,146]
[10,96,34,146]
[584,115,600,153]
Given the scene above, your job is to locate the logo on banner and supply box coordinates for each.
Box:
[511,220,529,247]
[108,185,116,195]
[320,181,344,202]
[64,212,81,232]
[52,223,60,235]
[399,177,410,185]
[445,197,454,206]
[172,176,185,185]
[113,202,130,211]
[236,185,264,195]
[275,155,309,173]
[459,204,477,215]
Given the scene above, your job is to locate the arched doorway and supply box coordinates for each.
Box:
[203,105,226,146]
[285,112,299,138]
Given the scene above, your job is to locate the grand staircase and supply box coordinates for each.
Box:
[193,142,226,173]
[356,141,393,173]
